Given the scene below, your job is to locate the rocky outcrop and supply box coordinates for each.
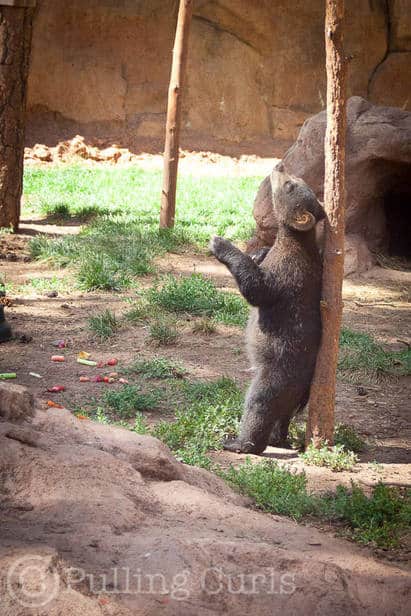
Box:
[249,97,411,274]
[0,393,410,615]
[25,1,410,153]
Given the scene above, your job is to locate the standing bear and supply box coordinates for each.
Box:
[210,162,325,454]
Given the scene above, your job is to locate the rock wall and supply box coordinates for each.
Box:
[26,0,411,153]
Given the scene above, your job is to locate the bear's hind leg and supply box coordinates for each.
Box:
[223,374,277,455]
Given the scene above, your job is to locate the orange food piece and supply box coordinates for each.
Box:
[76,414,89,420]
[47,400,64,409]
[51,355,65,362]
[79,376,90,382]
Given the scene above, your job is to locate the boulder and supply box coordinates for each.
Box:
[0,403,410,615]
[249,97,411,273]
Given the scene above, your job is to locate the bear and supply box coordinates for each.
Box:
[209,161,325,454]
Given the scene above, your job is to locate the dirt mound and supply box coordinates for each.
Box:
[24,136,136,166]
[0,393,409,615]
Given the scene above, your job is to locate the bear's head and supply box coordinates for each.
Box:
[270,161,325,231]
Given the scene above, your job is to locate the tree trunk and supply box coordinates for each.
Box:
[306,0,347,448]
[0,1,35,231]
[159,0,193,229]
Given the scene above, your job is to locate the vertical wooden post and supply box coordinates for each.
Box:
[159,0,193,229]
[0,0,36,231]
[306,0,347,448]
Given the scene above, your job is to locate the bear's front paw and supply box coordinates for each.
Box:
[209,235,231,260]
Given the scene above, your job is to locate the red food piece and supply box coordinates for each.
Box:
[107,358,118,366]
[97,361,105,368]
[91,375,104,383]
[51,355,65,362]
[47,385,65,393]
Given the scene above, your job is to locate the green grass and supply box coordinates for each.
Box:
[221,459,320,520]
[339,328,411,381]
[127,357,186,379]
[289,420,366,453]
[223,460,410,547]
[102,385,160,419]
[16,275,74,295]
[25,166,260,290]
[147,273,248,326]
[153,377,243,467]
[88,309,119,341]
[148,317,179,346]
[300,443,359,472]
[192,317,217,335]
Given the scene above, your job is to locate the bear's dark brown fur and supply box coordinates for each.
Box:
[210,162,324,454]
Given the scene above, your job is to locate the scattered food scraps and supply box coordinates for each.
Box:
[47,400,64,409]
[47,385,65,393]
[118,378,129,384]
[108,372,118,378]
[51,355,65,362]
[0,373,16,380]
[77,358,97,366]
[52,339,66,348]
[29,372,42,378]
[97,361,105,368]
[76,414,89,420]
[79,376,90,382]
[107,358,118,366]
[77,351,90,360]
[91,375,104,383]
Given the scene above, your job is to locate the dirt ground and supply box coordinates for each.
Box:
[1,150,410,507]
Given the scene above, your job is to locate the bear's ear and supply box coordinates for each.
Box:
[289,210,316,231]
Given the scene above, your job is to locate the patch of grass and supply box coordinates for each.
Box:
[25,166,261,288]
[334,423,366,453]
[128,357,186,379]
[192,317,217,335]
[300,443,359,472]
[102,385,160,419]
[17,275,73,295]
[148,317,179,346]
[153,377,243,467]
[221,459,320,520]
[124,299,154,323]
[288,419,306,451]
[339,328,411,381]
[88,309,119,341]
[147,273,248,326]
[288,420,366,454]
[330,482,411,548]
[223,459,410,548]
[131,413,150,435]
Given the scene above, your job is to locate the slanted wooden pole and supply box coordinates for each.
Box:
[306,0,347,448]
[159,0,193,229]
[0,0,36,231]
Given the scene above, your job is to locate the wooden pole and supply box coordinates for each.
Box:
[0,0,35,230]
[306,0,347,448]
[159,0,193,229]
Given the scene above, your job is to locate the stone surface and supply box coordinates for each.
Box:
[249,97,411,272]
[0,382,34,422]
[0,404,409,615]
[369,52,411,110]
[25,0,409,152]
